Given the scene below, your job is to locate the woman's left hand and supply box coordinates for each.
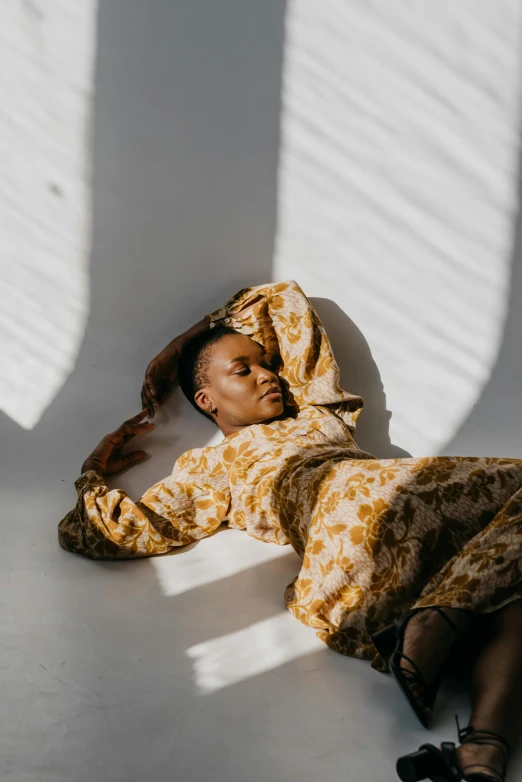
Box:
[81,410,155,476]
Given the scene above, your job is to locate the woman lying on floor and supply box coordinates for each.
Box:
[59,280,522,782]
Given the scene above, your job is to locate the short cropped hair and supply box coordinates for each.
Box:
[178,325,238,422]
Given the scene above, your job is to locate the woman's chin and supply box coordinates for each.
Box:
[259,398,284,419]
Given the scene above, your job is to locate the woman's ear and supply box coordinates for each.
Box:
[194,389,217,416]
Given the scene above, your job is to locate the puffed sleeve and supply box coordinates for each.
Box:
[207,279,363,432]
[58,447,230,559]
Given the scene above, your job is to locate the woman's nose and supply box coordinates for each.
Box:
[257,367,275,384]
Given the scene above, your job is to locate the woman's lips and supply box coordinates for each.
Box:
[262,388,282,399]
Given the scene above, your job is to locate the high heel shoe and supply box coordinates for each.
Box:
[372,607,464,728]
[395,717,510,781]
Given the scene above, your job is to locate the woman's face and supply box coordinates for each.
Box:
[194,333,284,436]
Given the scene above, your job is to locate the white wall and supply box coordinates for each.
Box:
[1,0,285,498]
[275,0,522,458]
[0,1,95,430]
[2,2,522,781]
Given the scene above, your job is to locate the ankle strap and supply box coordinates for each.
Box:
[456,716,511,761]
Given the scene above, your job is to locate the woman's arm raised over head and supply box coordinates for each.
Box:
[206,280,363,428]
[140,279,363,429]
[141,317,211,416]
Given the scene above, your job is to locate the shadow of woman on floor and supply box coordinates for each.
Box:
[311,298,411,459]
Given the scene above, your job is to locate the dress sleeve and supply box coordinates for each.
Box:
[58,448,230,559]
[207,279,363,431]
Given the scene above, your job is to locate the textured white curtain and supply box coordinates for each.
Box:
[0,1,97,429]
[274,0,522,455]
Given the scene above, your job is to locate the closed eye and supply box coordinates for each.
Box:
[233,356,278,376]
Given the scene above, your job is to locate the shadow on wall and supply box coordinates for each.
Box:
[89,0,287,495]
[443,156,522,458]
[0,0,286,495]
[311,298,411,459]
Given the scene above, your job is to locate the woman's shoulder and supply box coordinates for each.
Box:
[173,443,217,470]
[172,409,332,473]
[170,436,240,483]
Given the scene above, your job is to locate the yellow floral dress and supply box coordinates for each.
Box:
[59,281,522,670]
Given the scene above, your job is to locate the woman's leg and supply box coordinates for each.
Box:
[292,456,522,673]
[399,607,471,702]
[456,600,522,778]
[384,606,474,728]
[394,472,522,721]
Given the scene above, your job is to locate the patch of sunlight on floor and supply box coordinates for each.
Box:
[0,1,97,429]
[151,528,313,694]
[187,611,325,695]
[274,0,522,455]
[152,528,293,598]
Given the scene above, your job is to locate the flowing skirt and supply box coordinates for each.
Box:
[284,457,522,670]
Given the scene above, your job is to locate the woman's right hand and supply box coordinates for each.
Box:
[141,339,184,416]
[81,410,154,476]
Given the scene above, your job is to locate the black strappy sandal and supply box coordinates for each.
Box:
[372,607,464,728]
[395,717,510,781]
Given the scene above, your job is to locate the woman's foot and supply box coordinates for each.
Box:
[396,729,509,782]
[373,606,473,727]
[401,607,471,679]
[399,607,471,723]
[456,740,507,781]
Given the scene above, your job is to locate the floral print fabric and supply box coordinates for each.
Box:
[59,281,522,670]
